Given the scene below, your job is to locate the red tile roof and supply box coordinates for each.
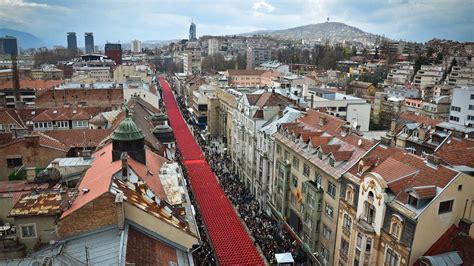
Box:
[298,109,345,136]
[60,143,169,219]
[399,112,442,126]
[0,79,64,90]
[420,224,474,266]
[9,190,76,217]
[226,69,266,76]
[413,186,437,199]
[0,110,24,127]
[372,157,419,183]
[42,129,112,148]
[32,107,109,122]
[435,138,474,168]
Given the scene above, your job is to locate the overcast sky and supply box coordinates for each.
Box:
[1,0,473,46]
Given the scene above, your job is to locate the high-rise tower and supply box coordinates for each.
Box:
[189,22,197,41]
[84,32,94,54]
[67,32,77,50]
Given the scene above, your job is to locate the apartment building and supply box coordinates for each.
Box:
[383,61,415,87]
[447,65,474,86]
[255,107,302,214]
[448,85,474,126]
[246,47,271,70]
[183,48,201,75]
[272,110,375,265]
[413,65,444,89]
[334,145,473,266]
[225,69,266,87]
[231,91,294,196]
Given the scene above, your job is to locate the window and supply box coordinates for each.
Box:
[284,151,289,160]
[318,150,323,159]
[303,163,310,177]
[20,224,36,238]
[325,202,334,219]
[408,194,418,207]
[276,144,281,154]
[390,216,403,239]
[292,174,298,187]
[345,187,354,204]
[412,130,419,138]
[72,120,88,128]
[450,105,461,112]
[468,115,474,121]
[292,156,300,170]
[327,181,336,198]
[364,202,375,224]
[365,238,372,252]
[323,224,332,240]
[470,94,474,100]
[56,121,69,128]
[341,238,349,256]
[449,116,460,122]
[343,214,352,232]
[329,157,335,167]
[438,200,454,214]
[384,248,399,266]
[356,233,362,249]
[6,157,22,168]
[469,105,474,110]
[315,173,322,189]
[321,246,330,265]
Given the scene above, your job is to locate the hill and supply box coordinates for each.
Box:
[244,22,380,44]
[0,28,47,49]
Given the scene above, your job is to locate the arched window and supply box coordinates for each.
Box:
[345,186,354,204]
[390,215,403,239]
[368,191,374,203]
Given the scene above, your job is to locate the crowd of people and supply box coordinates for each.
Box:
[167,76,302,265]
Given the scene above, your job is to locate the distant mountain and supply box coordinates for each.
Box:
[242,22,380,44]
[0,28,47,49]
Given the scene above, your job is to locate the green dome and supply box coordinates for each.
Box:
[111,117,144,141]
[151,113,168,122]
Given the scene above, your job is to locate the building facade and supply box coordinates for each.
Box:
[247,47,271,70]
[84,32,94,54]
[104,43,122,65]
[67,32,77,51]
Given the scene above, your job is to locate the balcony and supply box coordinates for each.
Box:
[357,218,375,234]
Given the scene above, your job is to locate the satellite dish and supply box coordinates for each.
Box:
[353,121,358,129]
[358,139,362,146]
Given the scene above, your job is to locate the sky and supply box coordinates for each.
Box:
[1,0,473,47]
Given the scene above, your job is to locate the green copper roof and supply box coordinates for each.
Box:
[151,113,168,122]
[111,102,144,141]
[111,117,144,141]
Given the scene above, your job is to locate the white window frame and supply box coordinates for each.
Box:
[20,223,37,239]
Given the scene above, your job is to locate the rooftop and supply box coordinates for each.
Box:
[9,190,77,217]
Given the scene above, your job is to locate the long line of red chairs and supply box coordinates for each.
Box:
[159,77,264,265]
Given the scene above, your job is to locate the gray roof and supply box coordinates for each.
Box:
[260,107,302,135]
[1,226,122,266]
[421,251,463,266]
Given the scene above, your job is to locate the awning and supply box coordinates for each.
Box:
[275,252,294,264]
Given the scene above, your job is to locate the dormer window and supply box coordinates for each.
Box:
[329,157,335,167]
[408,194,418,208]
[318,150,323,159]
[402,127,409,135]
[412,130,419,139]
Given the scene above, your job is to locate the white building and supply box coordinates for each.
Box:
[449,86,474,127]
[413,65,444,89]
[208,38,219,56]
[448,65,474,86]
[131,39,141,54]
[191,84,216,126]
[308,88,371,131]
[256,107,302,213]
[73,66,111,82]
[257,61,290,73]
[384,61,414,86]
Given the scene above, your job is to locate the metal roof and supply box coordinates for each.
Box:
[111,117,144,141]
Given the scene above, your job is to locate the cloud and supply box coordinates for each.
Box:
[252,1,276,13]
[0,0,49,7]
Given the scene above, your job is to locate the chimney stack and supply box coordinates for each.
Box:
[121,152,128,179]
[115,192,125,230]
[319,117,327,126]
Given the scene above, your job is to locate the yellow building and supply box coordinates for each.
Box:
[334,144,474,266]
[272,110,375,265]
